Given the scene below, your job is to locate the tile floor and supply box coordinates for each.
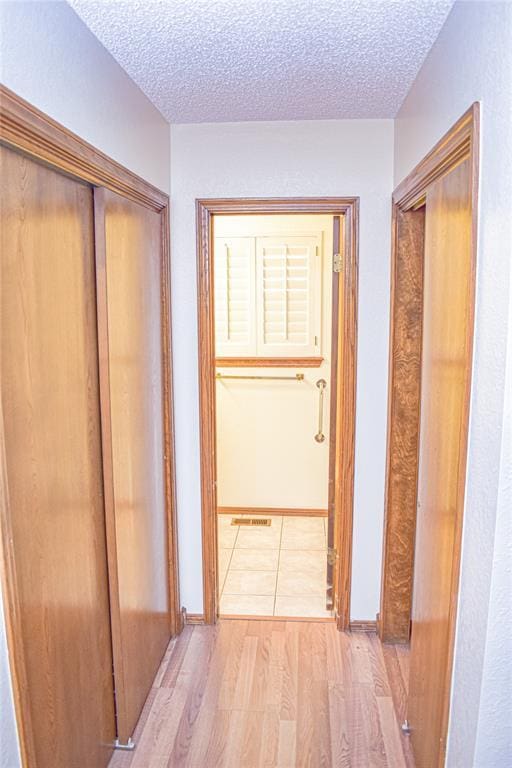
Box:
[217,514,333,618]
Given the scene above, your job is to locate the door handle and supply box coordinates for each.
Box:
[315,379,327,443]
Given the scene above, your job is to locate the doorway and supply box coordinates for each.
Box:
[379,104,479,767]
[196,198,359,628]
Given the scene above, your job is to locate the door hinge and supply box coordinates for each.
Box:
[327,546,338,566]
[333,252,343,273]
[114,738,136,751]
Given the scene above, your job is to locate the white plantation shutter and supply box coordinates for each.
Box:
[256,236,321,356]
[214,234,322,358]
[214,237,256,356]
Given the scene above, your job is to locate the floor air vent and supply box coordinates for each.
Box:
[231,518,271,527]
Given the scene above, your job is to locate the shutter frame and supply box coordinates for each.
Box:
[214,233,322,359]
[256,235,322,357]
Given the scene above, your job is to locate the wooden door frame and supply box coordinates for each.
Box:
[196,197,359,629]
[0,85,181,766]
[379,103,479,755]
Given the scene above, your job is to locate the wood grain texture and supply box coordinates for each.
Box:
[392,105,477,212]
[0,84,167,211]
[109,620,413,768]
[333,202,359,630]
[0,146,116,767]
[197,199,219,625]
[197,198,359,629]
[217,506,328,517]
[160,205,183,638]
[380,207,425,643]
[381,104,479,768]
[197,197,361,215]
[408,157,474,768]
[215,357,324,367]
[97,188,172,743]
[0,87,180,764]
[0,405,36,768]
[327,215,341,611]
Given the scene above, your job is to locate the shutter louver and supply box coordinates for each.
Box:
[214,233,322,359]
[214,237,255,356]
[256,236,321,356]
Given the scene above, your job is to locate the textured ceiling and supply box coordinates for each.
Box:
[68,0,454,123]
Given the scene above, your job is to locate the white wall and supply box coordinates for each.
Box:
[170,118,394,619]
[0,2,172,763]
[0,0,170,192]
[474,256,512,768]
[395,2,512,765]
[215,214,333,510]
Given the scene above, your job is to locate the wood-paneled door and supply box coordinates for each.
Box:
[407,157,473,767]
[1,85,179,767]
[0,145,117,767]
[94,188,173,744]
[380,105,479,766]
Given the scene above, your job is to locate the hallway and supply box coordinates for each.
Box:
[1,4,511,768]
[109,621,413,768]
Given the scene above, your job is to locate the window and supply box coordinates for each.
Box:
[215,234,322,358]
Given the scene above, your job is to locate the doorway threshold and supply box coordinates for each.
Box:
[218,614,335,623]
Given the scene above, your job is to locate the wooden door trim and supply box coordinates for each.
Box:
[215,356,324,367]
[196,197,359,628]
[0,89,181,765]
[93,189,130,741]
[217,506,328,517]
[94,190,179,743]
[0,85,167,212]
[379,204,425,643]
[161,207,182,639]
[0,407,37,766]
[392,105,477,210]
[380,104,479,763]
[327,216,341,613]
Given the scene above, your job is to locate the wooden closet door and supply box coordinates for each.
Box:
[0,146,116,767]
[95,188,171,743]
[407,158,473,767]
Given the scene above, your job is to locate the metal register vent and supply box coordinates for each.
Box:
[231,518,271,527]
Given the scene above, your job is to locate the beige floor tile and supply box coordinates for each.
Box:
[274,595,332,619]
[218,548,233,590]
[280,526,326,550]
[219,594,275,616]
[219,548,233,570]
[235,523,282,550]
[230,548,280,571]
[282,516,325,534]
[216,517,332,618]
[223,569,277,596]
[217,520,238,548]
[276,569,326,597]
[278,549,326,576]
[218,515,236,529]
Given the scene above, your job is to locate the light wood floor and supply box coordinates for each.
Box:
[109,620,414,768]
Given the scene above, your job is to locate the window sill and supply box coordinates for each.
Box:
[215,357,324,368]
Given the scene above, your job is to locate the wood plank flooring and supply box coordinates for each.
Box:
[109,620,414,768]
